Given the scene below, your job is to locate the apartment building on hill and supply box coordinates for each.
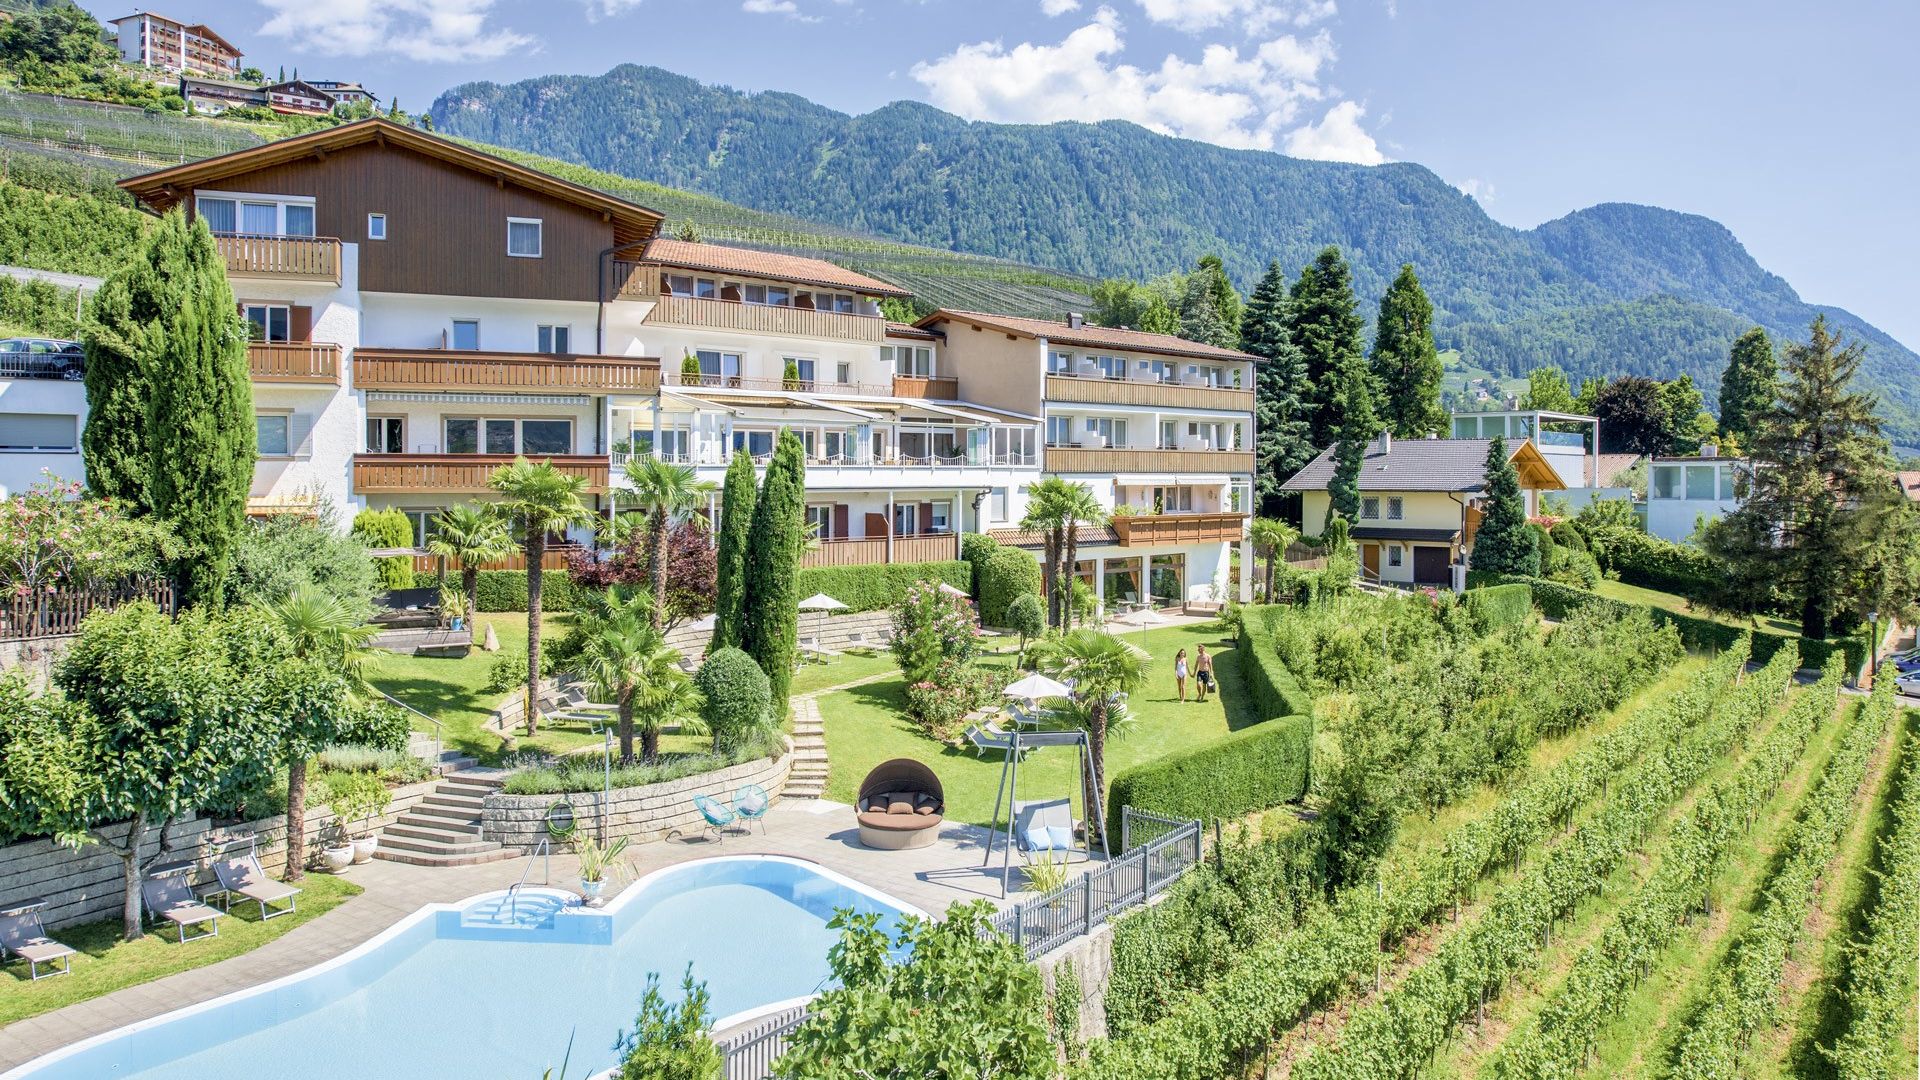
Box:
[110,11,242,78]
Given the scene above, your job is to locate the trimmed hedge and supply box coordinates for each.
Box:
[1473,573,1862,671]
[978,545,1042,627]
[792,560,970,613]
[1463,582,1531,633]
[1107,715,1312,847]
[473,569,581,612]
[1583,523,1719,598]
[1237,605,1313,719]
[697,647,773,751]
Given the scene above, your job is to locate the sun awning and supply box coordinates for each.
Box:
[1348,526,1461,543]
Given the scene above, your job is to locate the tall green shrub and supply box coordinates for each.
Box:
[742,429,805,717]
[144,212,253,606]
[695,647,772,752]
[979,545,1042,626]
[711,451,756,651]
[82,222,172,510]
[1107,716,1312,845]
[1469,435,1539,577]
[792,561,971,612]
[351,508,416,590]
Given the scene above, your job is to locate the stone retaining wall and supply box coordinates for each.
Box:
[0,635,73,689]
[480,746,792,849]
[0,776,438,931]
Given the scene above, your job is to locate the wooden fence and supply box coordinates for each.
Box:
[0,581,176,642]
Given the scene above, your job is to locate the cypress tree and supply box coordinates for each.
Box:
[711,450,757,652]
[1325,370,1379,528]
[81,253,170,511]
[1468,435,1539,576]
[1717,327,1777,449]
[145,213,254,607]
[1243,260,1313,515]
[741,429,805,717]
[1287,246,1368,450]
[1368,264,1446,438]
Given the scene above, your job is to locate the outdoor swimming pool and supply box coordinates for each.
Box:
[5,856,920,1080]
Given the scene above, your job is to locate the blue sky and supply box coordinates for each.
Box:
[90,0,1918,350]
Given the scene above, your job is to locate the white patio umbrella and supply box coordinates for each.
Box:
[797,593,849,644]
[937,582,970,599]
[1003,672,1073,702]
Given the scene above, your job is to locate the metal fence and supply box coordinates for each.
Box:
[990,809,1204,961]
[716,1003,810,1080]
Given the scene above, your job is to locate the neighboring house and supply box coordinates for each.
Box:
[1449,408,1637,510]
[109,12,241,77]
[1645,449,1749,542]
[263,80,336,116]
[308,81,379,110]
[1280,434,1565,587]
[1895,471,1920,506]
[0,344,86,498]
[179,74,265,116]
[921,309,1257,606]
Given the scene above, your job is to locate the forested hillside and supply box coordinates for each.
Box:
[431,64,1920,445]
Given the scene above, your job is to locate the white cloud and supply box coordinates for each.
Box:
[1134,0,1335,35]
[1041,0,1082,14]
[742,0,820,19]
[1283,100,1385,164]
[256,0,533,62]
[1455,177,1496,202]
[911,8,1374,154]
[579,0,643,21]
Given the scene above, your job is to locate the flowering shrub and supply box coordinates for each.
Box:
[891,581,985,735]
[0,476,176,596]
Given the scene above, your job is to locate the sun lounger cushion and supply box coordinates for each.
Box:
[914,794,938,815]
[857,810,941,833]
[886,798,914,815]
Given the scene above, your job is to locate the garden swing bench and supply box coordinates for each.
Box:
[973,726,1110,898]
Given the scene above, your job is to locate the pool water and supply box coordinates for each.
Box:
[8,857,916,1080]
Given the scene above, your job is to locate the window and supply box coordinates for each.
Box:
[242,303,290,342]
[1046,416,1074,445]
[832,294,856,314]
[1048,349,1075,374]
[506,217,542,258]
[365,416,403,453]
[1159,420,1177,449]
[0,412,76,451]
[1719,466,1739,501]
[194,193,314,236]
[1361,496,1381,519]
[929,503,950,533]
[282,204,314,237]
[1651,465,1681,499]
[893,503,919,535]
[445,417,573,455]
[786,357,816,387]
[767,285,791,307]
[743,283,768,305]
[1685,465,1717,501]
[196,197,236,233]
[400,510,437,549]
[537,325,571,354]
[991,426,1034,464]
[665,274,693,296]
[450,320,480,351]
[694,278,717,299]
[1387,546,1404,568]
[256,413,290,456]
[992,487,1009,523]
[732,429,776,457]
[1140,359,1177,383]
[824,431,847,461]
[1090,355,1125,380]
[887,345,933,377]
[520,419,572,455]
[1387,496,1404,521]
[1083,417,1127,445]
[835,361,851,386]
[805,505,833,538]
[695,350,742,385]
[366,213,387,240]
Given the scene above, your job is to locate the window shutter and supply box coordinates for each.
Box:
[288,413,314,459]
[833,504,849,540]
[865,512,889,539]
[290,306,313,342]
[919,503,934,535]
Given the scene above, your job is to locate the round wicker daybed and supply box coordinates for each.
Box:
[855,758,946,850]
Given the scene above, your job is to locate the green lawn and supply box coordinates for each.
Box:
[0,874,360,1026]
[820,623,1257,827]
[1594,578,1801,637]
[790,648,908,698]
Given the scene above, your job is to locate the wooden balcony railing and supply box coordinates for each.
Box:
[353,349,660,393]
[1111,512,1249,547]
[797,532,960,568]
[352,454,610,494]
[661,369,894,397]
[1045,446,1256,474]
[609,260,659,300]
[891,375,960,400]
[645,294,885,343]
[1046,374,1254,412]
[247,341,341,384]
[214,233,341,281]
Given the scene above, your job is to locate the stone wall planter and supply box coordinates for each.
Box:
[481,746,793,849]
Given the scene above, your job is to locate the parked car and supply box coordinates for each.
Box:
[0,338,84,380]
[1894,670,1920,697]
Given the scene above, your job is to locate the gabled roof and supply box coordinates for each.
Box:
[916,309,1258,363]
[1593,452,1642,486]
[1280,437,1566,493]
[640,238,909,298]
[110,12,241,56]
[117,118,665,246]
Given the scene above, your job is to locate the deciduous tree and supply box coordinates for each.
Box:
[1520,366,1577,413]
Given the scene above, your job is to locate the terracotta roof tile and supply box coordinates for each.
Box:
[918,309,1258,363]
[1897,471,1920,503]
[641,239,909,298]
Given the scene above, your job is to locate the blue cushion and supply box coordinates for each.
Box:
[1047,825,1073,850]
[1024,824,1050,851]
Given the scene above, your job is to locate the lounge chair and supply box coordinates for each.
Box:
[208,848,300,920]
[141,862,223,943]
[854,759,945,851]
[843,630,874,653]
[693,794,736,842]
[0,899,75,980]
[1013,798,1077,858]
[733,784,771,835]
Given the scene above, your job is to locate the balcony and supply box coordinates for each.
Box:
[1111,512,1248,547]
[1046,446,1255,474]
[214,233,341,282]
[643,294,885,344]
[891,375,960,400]
[661,369,893,397]
[352,454,610,494]
[247,342,341,384]
[1045,374,1253,412]
[353,349,660,393]
[798,533,960,568]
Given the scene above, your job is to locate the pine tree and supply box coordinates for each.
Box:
[710,451,757,652]
[1287,246,1368,450]
[1368,264,1446,437]
[144,213,253,606]
[1194,254,1242,342]
[1469,435,1539,576]
[1325,369,1379,527]
[81,250,172,510]
[1717,327,1777,448]
[1704,317,1915,638]
[742,429,805,717]
[1243,259,1313,515]
[1176,273,1234,350]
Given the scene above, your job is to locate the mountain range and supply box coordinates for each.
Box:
[430,64,1920,446]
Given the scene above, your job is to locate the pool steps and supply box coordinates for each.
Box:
[373,771,518,867]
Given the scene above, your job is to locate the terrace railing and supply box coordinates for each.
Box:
[716,1003,810,1080]
[990,810,1203,960]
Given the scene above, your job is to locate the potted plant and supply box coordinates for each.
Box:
[324,772,391,866]
[573,832,631,904]
[441,584,467,632]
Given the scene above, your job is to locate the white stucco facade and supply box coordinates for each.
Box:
[0,378,87,498]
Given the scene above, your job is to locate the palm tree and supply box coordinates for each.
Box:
[428,503,514,618]
[1021,477,1073,629]
[264,584,377,881]
[621,456,716,629]
[488,457,595,735]
[578,589,704,763]
[1055,482,1109,628]
[1035,627,1147,852]
[1250,518,1299,603]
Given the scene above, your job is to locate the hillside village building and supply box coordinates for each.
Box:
[109,11,242,78]
[1,119,1252,606]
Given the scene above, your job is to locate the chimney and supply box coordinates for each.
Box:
[1700,444,1718,458]
[1375,431,1392,456]
[1066,312,1084,329]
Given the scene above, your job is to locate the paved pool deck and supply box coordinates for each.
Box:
[0,799,1064,1073]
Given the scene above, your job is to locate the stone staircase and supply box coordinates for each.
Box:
[374,770,518,867]
[786,696,828,799]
